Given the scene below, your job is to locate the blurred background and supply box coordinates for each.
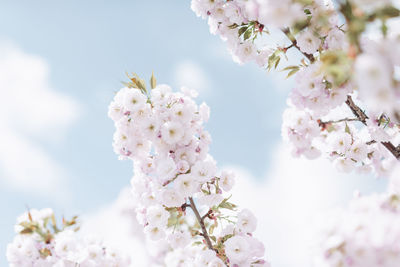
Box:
[0,1,388,266]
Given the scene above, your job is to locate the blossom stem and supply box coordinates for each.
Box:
[188,197,215,251]
[345,95,400,159]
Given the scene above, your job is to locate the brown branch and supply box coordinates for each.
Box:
[188,197,215,251]
[201,209,213,221]
[381,142,400,159]
[282,28,315,63]
[180,203,191,212]
[318,117,359,128]
[345,95,400,160]
[345,95,368,125]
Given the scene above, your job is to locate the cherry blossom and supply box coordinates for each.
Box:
[109,73,269,266]
[7,209,129,267]
[191,0,400,177]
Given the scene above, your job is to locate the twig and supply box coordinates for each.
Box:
[345,95,400,160]
[318,117,359,127]
[345,95,368,125]
[188,197,215,251]
[201,209,213,221]
[282,28,315,63]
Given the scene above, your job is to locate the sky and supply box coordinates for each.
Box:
[0,1,389,266]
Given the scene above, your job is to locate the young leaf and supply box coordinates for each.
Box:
[238,26,247,37]
[286,68,300,78]
[345,123,351,135]
[244,28,252,41]
[150,72,157,89]
[274,56,281,69]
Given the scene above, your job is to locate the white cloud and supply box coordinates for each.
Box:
[0,41,80,198]
[173,60,211,95]
[81,188,151,266]
[229,143,387,267]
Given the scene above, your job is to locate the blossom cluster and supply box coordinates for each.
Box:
[192,0,400,177]
[6,208,129,267]
[109,73,269,266]
[313,191,400,267]
[191,0,338,66]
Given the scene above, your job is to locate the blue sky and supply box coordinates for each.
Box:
[0,1,388,266]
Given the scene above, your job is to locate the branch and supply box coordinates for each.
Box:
[381,142,400,159]
[188,197,215,251]
[345,95,368,125]
[345,95,400,160]
[201,209,213,221]
[282,28,315,63]
[318,117,359,128]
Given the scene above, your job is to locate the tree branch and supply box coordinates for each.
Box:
[381,142,400,159]
[188,197,215,251]
[318,117,359,128]
[282,28,316,63]
[345,95,368,125]
[345,95,400,160]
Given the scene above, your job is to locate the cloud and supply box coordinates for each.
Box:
[81,188,151,266]
[229,143,387,267]
[0,41,80,198]
[173,60,211,95]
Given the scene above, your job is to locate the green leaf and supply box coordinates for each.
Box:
[20,228,33,234]
[125,72,147,93]
[209,224,215,235]
[292,19,311,34]
[267,54,276,70]
[327,124,336,133]
[238,26,247,37]
[150,72,157,89]
[221,234,234,242]
[286,68,300,78]
[228,23,238,29]
[281,65,300,71]
[218,200,237,210]
[121,81,133,88]
[201,189,210,195]
[274,56,281,69]
[378,6,400,18]
[137,79,147,91]
[167,211,179,227]
[345,123,351,135]
[243,28,252,41]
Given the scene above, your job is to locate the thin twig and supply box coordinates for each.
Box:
[319,117,359,127]
[188,197,215,251]
[201,209,213,221]
[282,28,315,63]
